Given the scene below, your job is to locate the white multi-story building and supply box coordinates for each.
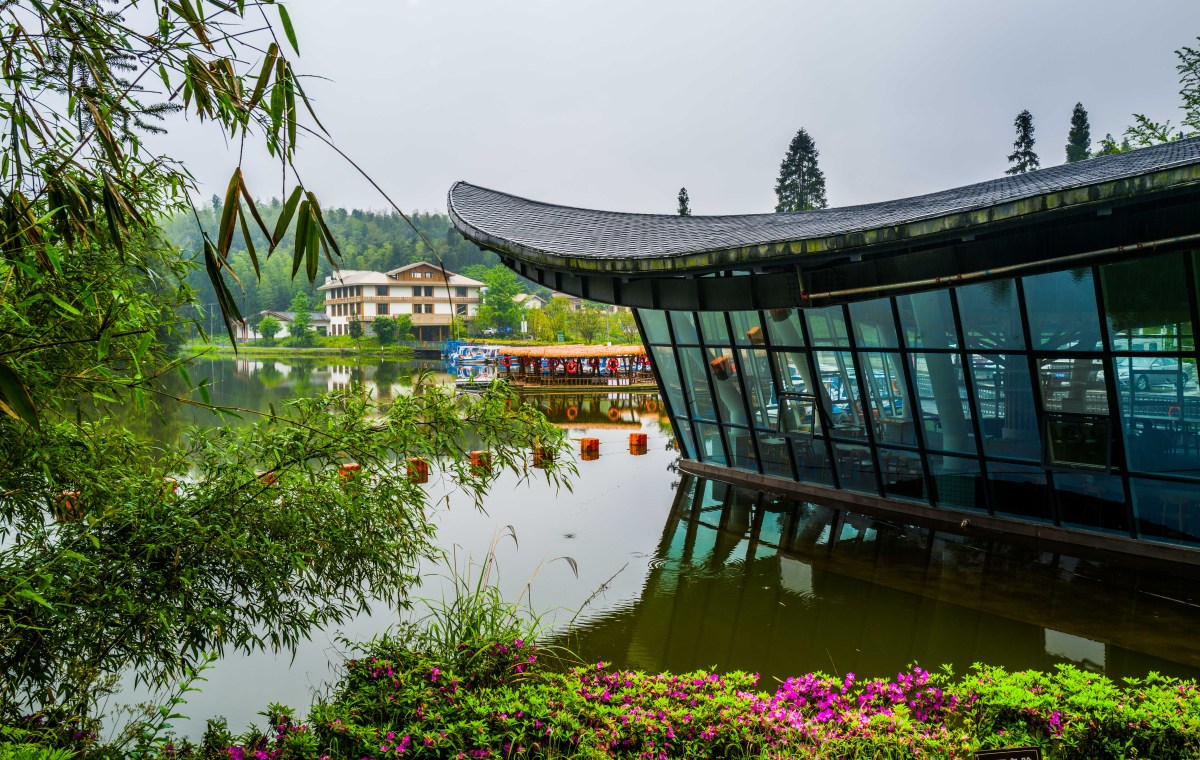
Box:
[318,262,483,341]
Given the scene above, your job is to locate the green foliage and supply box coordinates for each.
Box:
[677,188,691,216]
[287,293,314,347]
[165,660,1200,760]
[257,316,282,346]
[1177,38,1200,135]
[348,316,364,342]
[372,316,397,347]
[477,267,525,332]
[1066,102,1091,163]
[1,382,571,732]
[1006,109,1040,175]
[774,128,828,212]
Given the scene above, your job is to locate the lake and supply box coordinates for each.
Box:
[141,355,1200,736]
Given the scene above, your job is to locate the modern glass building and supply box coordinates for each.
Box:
[449,138,1200,560]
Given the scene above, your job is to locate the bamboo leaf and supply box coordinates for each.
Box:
[238,180,272,240]
[0,361,38,430]
[245,43,278,113]
[17,588,52,610]
[238,205,261,280]
[291,199,310,278]
[216,169,241,259]
[277,4,299,53]
[271,186,303,250]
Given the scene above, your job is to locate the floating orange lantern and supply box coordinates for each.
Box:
[580,437,600,453]
[470,450,492,474]
[256,470,277,486]
[338,463,362,482]
[629,433,648,447]
[407,457,429,484]
[532,445,555,469]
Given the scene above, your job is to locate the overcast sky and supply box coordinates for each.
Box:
[161,0,1200,217]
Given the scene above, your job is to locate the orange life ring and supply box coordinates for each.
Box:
[501,356,512,368]
[606,358,619,371]
[644,399,659,413]
[566,360,579,374]
[566,405,578,421]
[607,407,621,421]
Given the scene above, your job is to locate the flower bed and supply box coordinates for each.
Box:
[186,637,1200,760]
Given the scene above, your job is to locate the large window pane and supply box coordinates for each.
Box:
[1117,357,1200,478]
[898,290,957,349]
[674,418,696,460]
[911,353,975,453]
[957,280,1024,350]
[671,311,700,344]
[706,347,748,426]
[730,311,763,346]
[677,347,716,421]
[1054,472,1129,534]
[1131,477,1200,546]
[764,309,805,347]
[814,351,868,441]
[929,454,986,512]
[972,354,1041,461]
[698,312,730,345]
[806,306,850,346]
[832,442,877,494]
[1102,252,1193,352]
[724,426,756,472]
[694,422,727,465]
[988,462,1053,523]
[792,438,835,486]
[1024,269,1103,352]
[879,447,927,503]
[1038,357,1107,415]
[849,297,899,348]
[738,348,777,429]
[755,429,793,478]
[860,352,909,444]
[638,309,672,345]
[651,346,688,421]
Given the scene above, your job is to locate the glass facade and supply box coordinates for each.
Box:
[639,249,1200,549]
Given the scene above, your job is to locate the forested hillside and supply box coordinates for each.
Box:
[161,199,503,315]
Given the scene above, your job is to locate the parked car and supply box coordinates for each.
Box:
[1113,356,1189,391]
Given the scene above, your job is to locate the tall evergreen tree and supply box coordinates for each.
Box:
[677,187,691,216]
[1006,110,1040,175]
[1066,102,1091,163]
[774,128,828,212]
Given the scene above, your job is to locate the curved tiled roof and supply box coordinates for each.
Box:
[449,137,1200,274]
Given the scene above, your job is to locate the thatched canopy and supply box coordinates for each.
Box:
[502,344,646,359]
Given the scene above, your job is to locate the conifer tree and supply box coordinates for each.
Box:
[677,187,691,216]
[1066,102,1091,163]
[774,128,828,212]
[1006,110,1040,175]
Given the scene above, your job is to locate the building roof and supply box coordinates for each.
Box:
[513,293,546,304]
[317,270,393,290]
[448,138,1200,276]
[262,310,329,324]
[320,263,483,290]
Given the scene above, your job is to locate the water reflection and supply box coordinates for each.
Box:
[560,473,1200,682]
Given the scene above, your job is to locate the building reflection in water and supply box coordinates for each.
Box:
[560,473,1200,683]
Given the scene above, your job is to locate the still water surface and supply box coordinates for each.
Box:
[150,356,1200,734]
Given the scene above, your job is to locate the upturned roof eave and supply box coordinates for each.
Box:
[448,160,1200,277]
